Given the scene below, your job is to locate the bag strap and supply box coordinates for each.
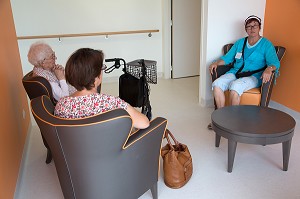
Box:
[246,66,267,75]
[165,129,179,149]
[235,37,248,75]
[235,37,267,77]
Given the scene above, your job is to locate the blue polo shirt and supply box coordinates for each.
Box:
[221,37,280,86]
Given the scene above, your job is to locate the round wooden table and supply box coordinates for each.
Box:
[211,105,296,173]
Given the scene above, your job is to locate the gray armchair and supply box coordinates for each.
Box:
[30,95,168,199]
[22,70,55,163]
[22,71,102,164]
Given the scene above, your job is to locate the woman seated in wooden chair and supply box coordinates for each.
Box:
[208,15,280,130]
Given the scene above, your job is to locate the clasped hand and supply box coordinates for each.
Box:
[53,64,65,80]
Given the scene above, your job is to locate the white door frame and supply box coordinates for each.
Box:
[162,0,172,79]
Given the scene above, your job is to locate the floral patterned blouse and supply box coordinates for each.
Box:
[54,93,128,119]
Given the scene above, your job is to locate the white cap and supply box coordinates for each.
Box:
[245,15,261,25]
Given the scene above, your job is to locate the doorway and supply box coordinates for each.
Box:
[171,0,201,78]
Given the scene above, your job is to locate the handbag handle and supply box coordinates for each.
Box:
[165,129,179,149]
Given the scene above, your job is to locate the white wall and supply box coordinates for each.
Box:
[10,0,163,81]
[200,0,266,107]
[12,0,267,107]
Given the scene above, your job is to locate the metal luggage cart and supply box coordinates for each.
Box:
[104,58,157,120]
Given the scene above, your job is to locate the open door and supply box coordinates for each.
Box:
[172,0,201,78]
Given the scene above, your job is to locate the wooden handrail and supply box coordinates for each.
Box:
[17,29,159,40]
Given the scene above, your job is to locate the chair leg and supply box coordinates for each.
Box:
[282,139,292,171]
[41,133,52,164]
[45,149,52,164]
[150,182,158,199]
[228,139,237,173]
[215,134,221,147]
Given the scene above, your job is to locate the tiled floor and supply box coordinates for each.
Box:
[15,76,300,199]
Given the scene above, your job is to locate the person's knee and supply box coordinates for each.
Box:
[229,90,239,97]
[229,90,240,105]
[213,86,224,96]
[229,89,241,105]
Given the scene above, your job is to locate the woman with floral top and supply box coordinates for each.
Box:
[27,41,77,101]
[54,48,150,129]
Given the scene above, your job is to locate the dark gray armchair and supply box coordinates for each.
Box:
[22,70,55,163]
[22,70,58,105]
[30,95,167,199]
[22,71,102,164]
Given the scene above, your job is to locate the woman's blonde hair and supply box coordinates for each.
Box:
[27,41,53,66]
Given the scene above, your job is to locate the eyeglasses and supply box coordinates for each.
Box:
[245,24,259,30]
[102,64,107,70]
[43,52,56,62]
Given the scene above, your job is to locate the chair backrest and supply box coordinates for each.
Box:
[260,46,286,106]
[31,95,165,199]
[22,70,57,105]
[274,46,286,61]
[223,44,234,55]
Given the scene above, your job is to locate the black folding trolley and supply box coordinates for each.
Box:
[104,58,157,120]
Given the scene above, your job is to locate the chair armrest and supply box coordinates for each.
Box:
[123,117,167,149]
[119,117,167,196]
[211,65,232,82]
[260,71,275,107]
[211,64,233,110]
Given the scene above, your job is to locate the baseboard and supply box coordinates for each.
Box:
[14,123,33,199]
[269,101,300,121]
[200,97,214,108]
[199,99,300,121]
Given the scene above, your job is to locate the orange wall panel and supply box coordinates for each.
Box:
[0,0,31,198]
[264,0,300,112]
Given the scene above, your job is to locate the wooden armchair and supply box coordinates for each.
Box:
[211,44,286,108]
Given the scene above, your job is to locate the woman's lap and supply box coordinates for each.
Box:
[212,73,259,96]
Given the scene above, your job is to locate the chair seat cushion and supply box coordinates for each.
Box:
[243,87,261,94]
[224,87,261,106]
